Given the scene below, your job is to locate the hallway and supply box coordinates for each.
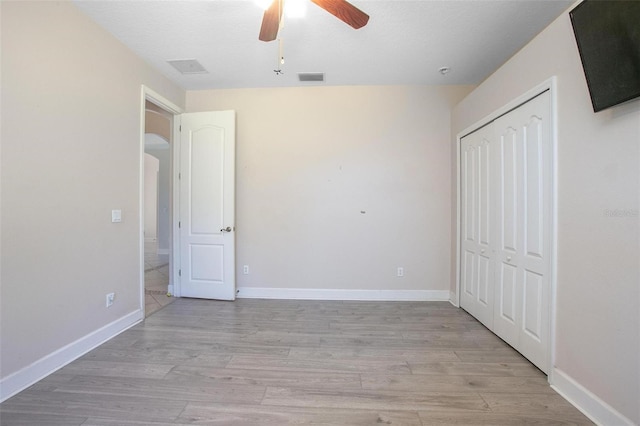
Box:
[144,241,174,316]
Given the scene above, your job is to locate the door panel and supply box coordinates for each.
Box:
[190,244,224,280]
[523,269,543,340]
[477,254,491,306]
[478,139,491,247]
[463,145,476,243]
[493,92,551,373]
[179,111,236,300]
[190,128,224,234]
[460,125,495,328]
[461,139,478,312]
[524,115,544,260]
[500,127,518,254]
[498,263,518,323]
[463,250,475,297]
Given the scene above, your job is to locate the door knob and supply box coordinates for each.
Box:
[506,256,512,262]
[220,226,232,233]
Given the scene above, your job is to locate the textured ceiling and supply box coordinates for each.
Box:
[73,0,574,90]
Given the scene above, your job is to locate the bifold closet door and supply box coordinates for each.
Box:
[460,91,551,374]
[493,91,551,373]
[460,125,496,329]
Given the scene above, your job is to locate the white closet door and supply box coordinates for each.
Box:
[493,91,551,373]
[460,124,496,329]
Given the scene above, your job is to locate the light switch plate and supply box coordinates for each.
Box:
[111,209,122,223]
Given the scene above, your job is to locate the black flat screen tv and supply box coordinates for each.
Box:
[569,0,640,112]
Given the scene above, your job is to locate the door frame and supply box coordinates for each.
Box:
[454,77,558,381]
[139,86,183,311]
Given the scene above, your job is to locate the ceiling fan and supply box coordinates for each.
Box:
[259,0,370,42]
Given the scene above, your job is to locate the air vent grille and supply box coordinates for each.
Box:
[298,72,325,82]
[167,59,208,74]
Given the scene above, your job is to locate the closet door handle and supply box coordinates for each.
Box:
[506,256,512,262]
[220,226,232,233]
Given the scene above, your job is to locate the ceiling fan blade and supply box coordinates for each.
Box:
[311,0,369,29]
[259,0,283,42]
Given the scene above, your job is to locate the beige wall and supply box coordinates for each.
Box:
[452,5,639,424]
[5,0,636,421]
[0,1,184,381]
[145,146,171,253]
[187,85,473,294]
[144,154,160,240]
[145,107,171,141]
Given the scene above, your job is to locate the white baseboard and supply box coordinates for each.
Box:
[0,309,143,403]
[550,368,635,426]
[237,287,451,301]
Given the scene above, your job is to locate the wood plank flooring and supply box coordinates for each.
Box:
[0,298,592,425]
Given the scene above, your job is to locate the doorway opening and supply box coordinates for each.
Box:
[140,87,182,316]
[144,122,172,315]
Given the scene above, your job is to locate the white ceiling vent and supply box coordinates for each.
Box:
[298,72,325,82]
[167,59,208,74]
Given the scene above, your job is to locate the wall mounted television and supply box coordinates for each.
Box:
[569,0,640,112]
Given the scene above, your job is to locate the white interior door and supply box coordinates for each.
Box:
[178,111,236,300]
[460,124,495,328]
[493,92,551,373]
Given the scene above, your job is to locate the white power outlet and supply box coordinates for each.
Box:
[397,267,404,277]
[106,292,115,307]
[243,265,250,275]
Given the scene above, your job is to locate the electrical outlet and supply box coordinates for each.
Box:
[397,267,404,277]
[243,265,250,275]
[106,292,115,307]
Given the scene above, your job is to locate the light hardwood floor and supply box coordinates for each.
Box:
[0,299,592,425]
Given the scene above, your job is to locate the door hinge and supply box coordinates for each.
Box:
[179,125,182,131]
[178,172,181,180]
[178,221,181,228]
[179,269,181,277]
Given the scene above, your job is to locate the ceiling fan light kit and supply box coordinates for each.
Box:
[255,0,274,10]
[259,0,369,42]
[285,0,307,18]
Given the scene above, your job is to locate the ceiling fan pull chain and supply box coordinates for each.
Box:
[274,38,285,75]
